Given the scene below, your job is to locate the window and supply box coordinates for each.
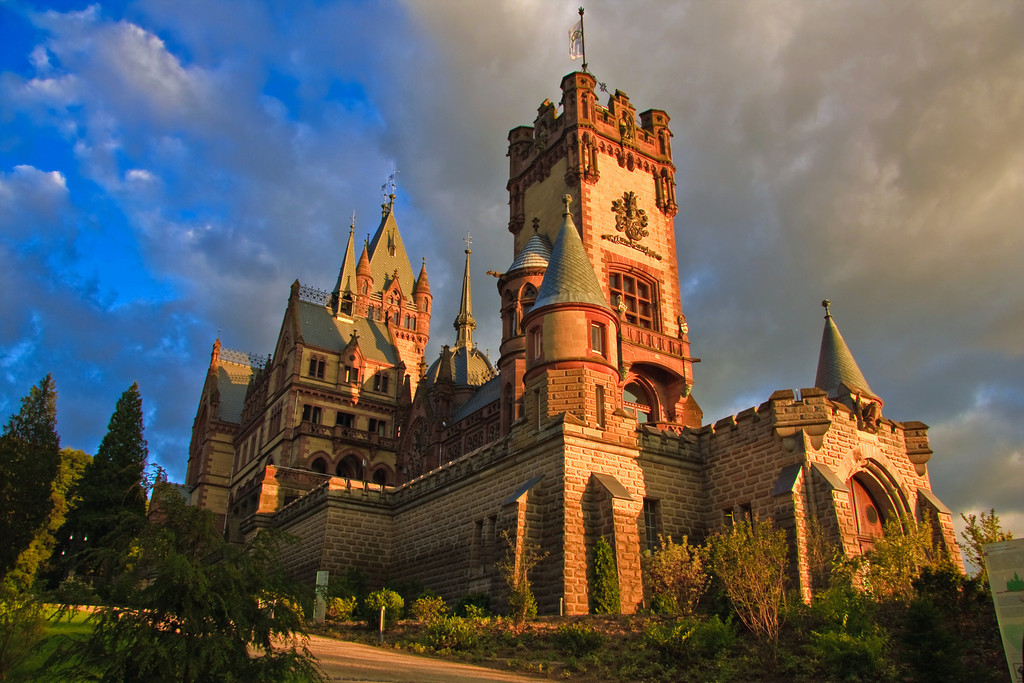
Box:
[623,382,653,423]
[301,404,322,424]
[643,498,660,553]
[590,322,605,356]
[609,271,658,330]
[373,371,390,394]
[529,327,543,361]
[336,411,354,428]
[368,418,387,437]
[344,366,359,383]
[307,355,325,379]
[310,457,327,474]
[596,384,606,428]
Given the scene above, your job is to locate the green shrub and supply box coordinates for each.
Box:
[364,588,404,630]
[642,535,708,615]
[456,592,491,617]
[590,536,621,614]
[809,629,886,680]
[325,595,357,622]
[554,621,604,657]
[642,615,735,663]
[420,615,477,651]
[410,593,448,622]
[0,586,48,679]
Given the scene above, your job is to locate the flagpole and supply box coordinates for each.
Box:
[578,7,587,73]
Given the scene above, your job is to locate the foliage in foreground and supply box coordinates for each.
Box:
[497,530,546,625]
[959,509,1013,584]
[0,585,48,679]
[642,535,708,615]
[708,519,789,645]
[50,489,323,682]
[590,536,621,614]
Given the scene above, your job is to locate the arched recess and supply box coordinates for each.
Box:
[310,456,328,474]
[622,377,658,424]
[335,453,363,480]
[846,461,913,553]
[371,465,393,486]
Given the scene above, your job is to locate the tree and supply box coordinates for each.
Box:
[590,536,621,614]
[862,518,946,602]
[52,487,323,682]
[708,519,789,646]
[960,509,1013,585]
[55,384,148,587]
[0,375,60,582]
[7,448,90,590]
[497,529,546,626]
[642,535,708,614]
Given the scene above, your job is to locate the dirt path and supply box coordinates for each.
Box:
[306,634,547,682]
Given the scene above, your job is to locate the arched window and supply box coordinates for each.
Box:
[521,284,537,317]
[372,468,389,486]
[310,457,327,474]
[623,382,654,423]
[336,454,363,480]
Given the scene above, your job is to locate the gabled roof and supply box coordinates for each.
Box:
[533,195,608,311]
[215,360,253,423]
[295,300,398,365]
[814,302,873,398]
[367,196,415,296]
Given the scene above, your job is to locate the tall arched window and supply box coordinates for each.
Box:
[623,382,654,423]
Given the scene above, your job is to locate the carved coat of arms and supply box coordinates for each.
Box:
[611,191,649,242]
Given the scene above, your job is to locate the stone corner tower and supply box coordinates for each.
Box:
[503,71,701,430]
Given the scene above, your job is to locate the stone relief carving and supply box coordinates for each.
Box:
[611,191,649,242]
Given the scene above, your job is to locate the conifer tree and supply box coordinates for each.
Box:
[56,383,148,585]
[0,375,61,581]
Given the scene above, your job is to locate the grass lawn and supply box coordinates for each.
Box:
[8,608,93,682]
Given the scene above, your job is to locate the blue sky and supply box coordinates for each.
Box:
[2,0,1022,538]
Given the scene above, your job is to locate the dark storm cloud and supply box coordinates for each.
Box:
[1,1,1020,538]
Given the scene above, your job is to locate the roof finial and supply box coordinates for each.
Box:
[464,232,472,254]
[562,193,573,215]
[532,217,540,233]
[349,211,356,233]
[822,299,832,318]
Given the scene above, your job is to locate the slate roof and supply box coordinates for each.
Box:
[815,310,873,398]
[215,361,253,423]
[453,374,501,423]
[423,345,496,388]
[333,225,358,297]
[296,300,398,365]
[508,232,552,272]
[533,201,608,311]
[367,200,416,296]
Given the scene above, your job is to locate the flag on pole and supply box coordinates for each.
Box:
[569,19,584,60]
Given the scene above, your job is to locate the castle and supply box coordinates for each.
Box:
[185,70,960,613]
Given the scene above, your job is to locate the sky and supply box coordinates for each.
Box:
[1,0,1022,540]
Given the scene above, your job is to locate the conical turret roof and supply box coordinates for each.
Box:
[815,300,874,397]
[508,231,552,272]
[533,195,608,311]
[413,258,430,296]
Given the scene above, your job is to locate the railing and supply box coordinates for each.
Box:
[221,347,271,368]
[295,421,398,450]
[620,325,687,358]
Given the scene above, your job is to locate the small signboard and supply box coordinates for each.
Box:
[984,538,1024,683]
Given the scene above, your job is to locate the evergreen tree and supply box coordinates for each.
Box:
[56,384,148,586]
[0,375,61,581]
[591,536,621,614]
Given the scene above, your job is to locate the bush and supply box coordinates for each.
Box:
[643,535,708,615]
[590,536,621,614]
[554,621,603,657]
[364,588,404,629]
[809,629,886,680]
[642,614,735,663]
[0,586,47,679]
[420,615,477,651]
[497,530,546,625]
[326,595,357,622]
[456,592,491,617]
[411,593,449,622]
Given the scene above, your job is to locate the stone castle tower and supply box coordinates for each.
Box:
[186,70,960,613]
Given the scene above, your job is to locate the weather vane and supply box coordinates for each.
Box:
[464,233,472,253]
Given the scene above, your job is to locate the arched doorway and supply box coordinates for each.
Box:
[850,475,886,551]
[623,381,655,423]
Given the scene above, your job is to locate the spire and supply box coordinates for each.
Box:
[414,258,431,296]
[333,218,358,314]
[815,300,874,398]
[454,236,476,348]
[356,239,372,279]
[533,194,608,310]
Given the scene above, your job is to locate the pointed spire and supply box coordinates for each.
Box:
[333,219,358,314]
[210,338,221,371]
[454,236,476,348]
[414,257,430,296]
[533,194,607,310]
[815,299,874,398]
[356,239,372,279]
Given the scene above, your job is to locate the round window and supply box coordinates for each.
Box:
[865,505,879,525]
